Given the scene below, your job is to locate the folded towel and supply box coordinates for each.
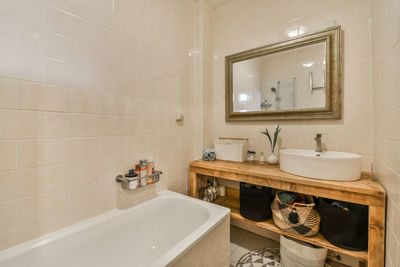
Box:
[202,147,216,161]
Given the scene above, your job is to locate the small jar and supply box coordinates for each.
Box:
[125,173,138,190]
[247,151,256,162]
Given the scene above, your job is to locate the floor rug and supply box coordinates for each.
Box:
[235,248,281,267]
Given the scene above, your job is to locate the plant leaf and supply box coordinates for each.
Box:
[272,125,281,152]
[260,128,273,147]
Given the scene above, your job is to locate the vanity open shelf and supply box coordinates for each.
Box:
[214,187,368,261]
[189,159,386,267]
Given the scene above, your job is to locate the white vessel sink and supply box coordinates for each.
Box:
[279,149,362,181]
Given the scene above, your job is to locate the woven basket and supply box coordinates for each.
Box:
[271,191,320,237]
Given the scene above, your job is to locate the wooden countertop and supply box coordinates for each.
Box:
[190,159,385,199]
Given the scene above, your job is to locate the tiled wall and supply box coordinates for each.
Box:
[370,0,400,265]
[0,0,196,250]
[211,0,372,171]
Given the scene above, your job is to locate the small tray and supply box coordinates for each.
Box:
[116,170,162,190]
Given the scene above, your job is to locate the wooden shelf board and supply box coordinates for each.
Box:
[191,160,385,199]
[214,195,368,261]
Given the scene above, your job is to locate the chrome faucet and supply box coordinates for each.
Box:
[314,133,322,152]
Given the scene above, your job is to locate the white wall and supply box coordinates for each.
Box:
[0,0,196,250]
[370,0,400,265]
[211,0,372,171]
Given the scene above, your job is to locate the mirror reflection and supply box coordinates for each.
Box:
[232,42,326,113]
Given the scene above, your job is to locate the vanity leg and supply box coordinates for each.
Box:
[368,205,385,267]
[190,171,199,198]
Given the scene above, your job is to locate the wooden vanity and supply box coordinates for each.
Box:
[189,159,386,267]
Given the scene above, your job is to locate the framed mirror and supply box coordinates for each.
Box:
[225,26,342,121]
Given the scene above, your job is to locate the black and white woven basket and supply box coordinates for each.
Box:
[271,191,320,237]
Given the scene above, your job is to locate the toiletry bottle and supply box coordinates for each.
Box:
[135,163,141,186]
[259,152,265,164]
[139,160,148,185]
[213,178,218,199]
[219,185,226,197]
[135,164,141,177]
[247,151,256,162]
[147,157,155,176]
[147,157,155,184]
[207,185,213,202]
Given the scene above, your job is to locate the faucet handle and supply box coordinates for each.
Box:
[316,133,322,138]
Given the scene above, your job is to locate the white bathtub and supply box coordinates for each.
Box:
[0,190,230,267]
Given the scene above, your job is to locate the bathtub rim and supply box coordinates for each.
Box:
[153,191,230,266]
[0,190,230,267]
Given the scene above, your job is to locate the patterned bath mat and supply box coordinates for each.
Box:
[235,248,280,267]
[235,248,334,267]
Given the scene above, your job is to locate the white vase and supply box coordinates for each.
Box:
[267,152,279,165]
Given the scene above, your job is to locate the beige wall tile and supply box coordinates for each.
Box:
[0,141,17,171]
[85,70,115,94]
[99,180,116,205]
[0,0,19,19]
[100,136,126,158]
[0,46,42,82]
[44,5,83,40]
[0,110,43,139]
[101,94,126,115]
[20,191,65,226]
[20,82,65,111]
[20,24,67,60]
[0,15,20,48]
[17,0,44,26]
[0,168,41,202]
[18,139,66,168]
[0,201,19,233]
[82,115,114,137]
[64,184,92,213]
[40,163,84,193]
[114,116,137,136]
[65,138,100,162]
[84,159,114,182]
[43,58,86,89]
[65,89,102,114]
[0,77,18,109]
[83,21,114,52]
[43,113,83,138]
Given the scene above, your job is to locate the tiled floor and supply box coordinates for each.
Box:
[230,225,280,266]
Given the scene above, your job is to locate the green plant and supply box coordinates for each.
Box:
[260,124,281,153]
